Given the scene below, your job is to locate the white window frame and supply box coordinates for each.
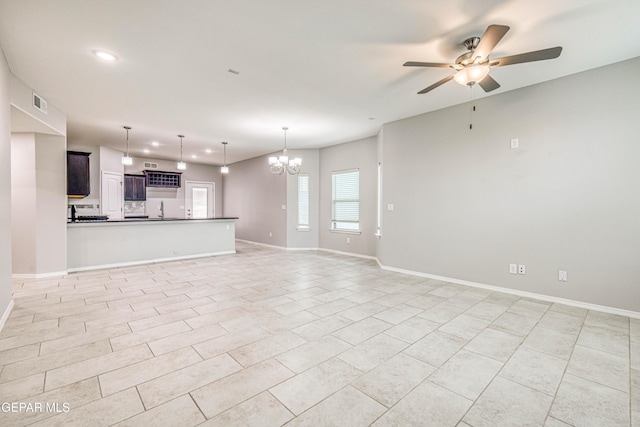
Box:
[297,173,310,231]
[331,168,360,234]
[376,162,382,237]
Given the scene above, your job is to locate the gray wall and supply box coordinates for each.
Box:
[378,57,640,312]
[0,50,12,321]
[223,153,287,247]
[286,149,320,249]
[35,134,67,274]
[319,136,378,257]
[11,133,67,275]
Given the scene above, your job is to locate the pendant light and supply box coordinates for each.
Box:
[221,141,229,174]
[268,127,301,175]
[177,134,186,170]
[121,126,133,165]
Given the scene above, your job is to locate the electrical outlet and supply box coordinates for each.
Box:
[510,138,519,149]
[346,237,351,244]
[387,204,394,211]
[269,232,273,238]
[509,264,517,274]
[559,270,568,282]
[518,265,526,275]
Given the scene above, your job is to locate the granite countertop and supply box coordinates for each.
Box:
[68,217,238,224]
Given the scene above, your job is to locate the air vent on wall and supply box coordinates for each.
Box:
[33,92,47,114]
[143,162,158,169]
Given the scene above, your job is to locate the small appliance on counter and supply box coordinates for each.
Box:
[76,215,109,222]
[68,203,106,222]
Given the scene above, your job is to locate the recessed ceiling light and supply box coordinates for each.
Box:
[143,149,150,154]
[368,117,375,120]
[92,49,119,61]
[205,149,212,154]
[151,141,159,147]
[191,155,197,159]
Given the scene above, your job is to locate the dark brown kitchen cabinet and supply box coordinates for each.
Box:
[124,174,146,201]
[67,151,91,198]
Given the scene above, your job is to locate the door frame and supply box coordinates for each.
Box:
[185,181,215,219]
[100,170,123,220]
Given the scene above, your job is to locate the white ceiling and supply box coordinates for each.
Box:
[1,0,638,166]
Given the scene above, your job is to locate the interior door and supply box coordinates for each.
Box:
[185,181,215,219]
[101,171,123,220]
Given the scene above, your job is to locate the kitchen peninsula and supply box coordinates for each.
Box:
[67,217,237,271]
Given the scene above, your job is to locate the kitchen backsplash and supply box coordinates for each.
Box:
[124,201,146,215]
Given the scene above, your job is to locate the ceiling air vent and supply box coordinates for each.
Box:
[143,162,158,169]
[33,92,48,114]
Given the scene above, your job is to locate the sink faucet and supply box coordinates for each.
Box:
[158,201,164,219]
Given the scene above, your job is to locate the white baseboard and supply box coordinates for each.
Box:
[318,248,377,261]
[379,263,640,320]
[236,239,287,250]
[0,299,14,333]
[12,271,68,279]
[234,239,640,319]
[67,251,236,273]
[237,239,375,260]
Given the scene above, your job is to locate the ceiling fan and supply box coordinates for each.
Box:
[404,25,562,94]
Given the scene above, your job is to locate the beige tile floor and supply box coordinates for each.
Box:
[0,241,637,426]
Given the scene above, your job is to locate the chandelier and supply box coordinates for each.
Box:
[268,127,301,175]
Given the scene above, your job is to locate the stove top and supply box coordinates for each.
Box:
[75,215,109,222]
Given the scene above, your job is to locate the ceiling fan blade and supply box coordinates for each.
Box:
[472,25,510,61]
[418,75,454,94]
[404,61,452,68]
[491,46,562,67]
[478,74,500,92]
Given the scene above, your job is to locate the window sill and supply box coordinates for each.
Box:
[296,227,311,232]
[330,229,361,235]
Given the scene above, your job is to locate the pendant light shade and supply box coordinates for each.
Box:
[221,141,229,174]
[121,126,133,165]
[177,134,186,170]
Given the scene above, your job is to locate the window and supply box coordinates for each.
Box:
[191,187,208,219]
[331,169,360,232]
[376,162,382,236]
[297,174,310,230]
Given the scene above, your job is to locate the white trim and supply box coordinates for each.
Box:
[0,300,15,333]
[67,251,236,273]
[296,227,311,232]
[12,271,68,279]
[185,180,216,218]
[236,239,287,250]
[378,263,640,320]
[329,229,361,235]
[287,247,320,251]
[318,248,377,261]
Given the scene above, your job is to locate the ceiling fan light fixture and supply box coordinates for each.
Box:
[453,63,490,86]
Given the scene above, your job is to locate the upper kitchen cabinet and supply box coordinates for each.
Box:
[144,170,182,188]
[124,174,146,201]
[67,151,91,198]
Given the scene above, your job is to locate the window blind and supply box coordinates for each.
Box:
[298,174,309,228]
[332,169,359,231]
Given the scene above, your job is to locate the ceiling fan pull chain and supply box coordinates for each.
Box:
[469,85,474,130]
